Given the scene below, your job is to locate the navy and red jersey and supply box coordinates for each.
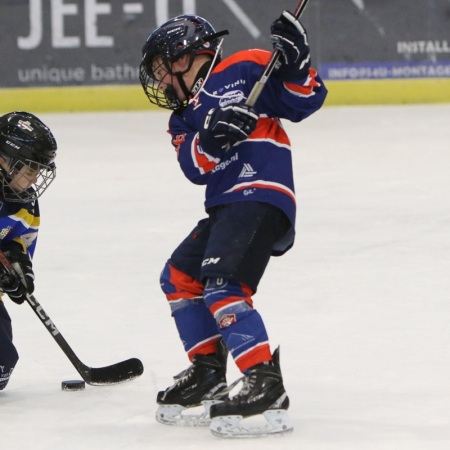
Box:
[168,49,327,252]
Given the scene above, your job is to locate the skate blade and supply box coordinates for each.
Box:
[210,409,294,438]
[156,400,221,427]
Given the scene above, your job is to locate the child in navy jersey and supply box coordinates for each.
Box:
[139,11,327,434]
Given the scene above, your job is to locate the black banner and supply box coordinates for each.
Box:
[1,0,449,88]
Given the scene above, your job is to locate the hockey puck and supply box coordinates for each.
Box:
[61,380,85,391]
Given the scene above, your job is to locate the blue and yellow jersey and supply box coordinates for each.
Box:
[0,198,40,258]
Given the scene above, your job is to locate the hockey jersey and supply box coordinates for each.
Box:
[168,49,327,253]
[0,198,40,257]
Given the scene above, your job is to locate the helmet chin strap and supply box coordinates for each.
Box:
[189,38,224,105]
[176,72,192,103]
[173,50,199,103]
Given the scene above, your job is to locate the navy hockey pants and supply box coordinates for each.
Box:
[169,201,291,290]
[0,300,19,390]
[160,201,290,372]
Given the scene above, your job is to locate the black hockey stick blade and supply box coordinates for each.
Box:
[0,251,144,386]
[25,291,145,385]
[24,292,144,385]
[81,358,144,386]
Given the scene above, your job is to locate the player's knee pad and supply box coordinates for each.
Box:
[160,262,204,312]
[203,277,254,328]
[159,267,218,356]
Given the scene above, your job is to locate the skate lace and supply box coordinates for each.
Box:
[172,364,195,387]
[238,370,258,397]
[219,369,258,399]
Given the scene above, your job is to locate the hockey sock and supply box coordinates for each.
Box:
[204,277,272,372]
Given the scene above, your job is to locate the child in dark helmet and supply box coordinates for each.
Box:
[139,12,327,436]
[0,111,57,391]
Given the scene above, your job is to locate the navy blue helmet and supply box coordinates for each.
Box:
[139,15,228,111]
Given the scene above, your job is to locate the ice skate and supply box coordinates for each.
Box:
[156,343,228,426]
[209,347,293,438]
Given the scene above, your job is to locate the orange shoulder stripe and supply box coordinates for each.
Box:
[213,49,271,73]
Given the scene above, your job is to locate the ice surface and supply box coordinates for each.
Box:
[1,104,449,449]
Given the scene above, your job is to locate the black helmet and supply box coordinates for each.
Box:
[139,15,228,111]
[0,111,57,202]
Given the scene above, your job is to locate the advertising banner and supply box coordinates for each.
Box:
[0,0,449,89]
[313,0,450,81]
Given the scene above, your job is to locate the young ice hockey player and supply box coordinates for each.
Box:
[139,11,327,437]
[0,111,57,391]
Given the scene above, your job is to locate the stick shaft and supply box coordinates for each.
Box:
[26,293,143,384]
[0,250,143,385]
[25,292,90,376]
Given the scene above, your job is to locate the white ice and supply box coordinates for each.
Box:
[1,104,449,449]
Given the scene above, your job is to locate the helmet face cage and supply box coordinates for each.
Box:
[139,58,184,111]
[0,111,57,203]
[139,15,222,111]
[1,158,56,202]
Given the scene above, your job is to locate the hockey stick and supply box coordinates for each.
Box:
[23,292,143,385]
[0,251,143,385]
[245,0,311,107]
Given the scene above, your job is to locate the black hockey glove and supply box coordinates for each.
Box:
[271,10,311,81]
[199,104,258,153]
[0,243,34,305]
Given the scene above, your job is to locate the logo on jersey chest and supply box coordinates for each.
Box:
[214,79,247,95]
[0,226,12,239]
[238,163,257,178]
[218,90,245,107]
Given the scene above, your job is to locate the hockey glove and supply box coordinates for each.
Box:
[0,243,34,305]
[199,104,258,153]
[271,10,311,81]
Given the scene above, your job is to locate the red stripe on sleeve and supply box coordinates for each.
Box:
[283,68,321,97]
[193,136,219,173]
[249,117,291,145]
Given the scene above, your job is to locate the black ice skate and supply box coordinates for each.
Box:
[209,347,293,438]
[156,342,228,426]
